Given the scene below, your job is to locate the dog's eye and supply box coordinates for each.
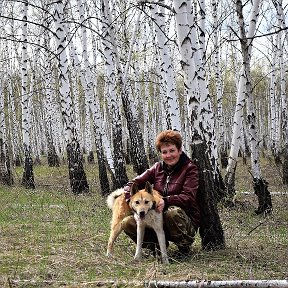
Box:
[145,200,149,204]
[135,201,139,205]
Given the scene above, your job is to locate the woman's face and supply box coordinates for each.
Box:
[160,143,182,167]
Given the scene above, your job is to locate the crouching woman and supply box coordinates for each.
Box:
[122,130,200,257]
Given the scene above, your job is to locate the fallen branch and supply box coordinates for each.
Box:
[9,279,143,287]
[145,279,288,288]
[247,220,266,235]
[9,279,288,288]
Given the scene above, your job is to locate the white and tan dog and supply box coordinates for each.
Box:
[106,181,169,264]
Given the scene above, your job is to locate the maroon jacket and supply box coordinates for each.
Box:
[124,152,200,228]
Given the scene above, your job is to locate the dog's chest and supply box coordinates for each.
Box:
[135,210,163,229]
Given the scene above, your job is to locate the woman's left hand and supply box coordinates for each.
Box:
[156,198,165,213]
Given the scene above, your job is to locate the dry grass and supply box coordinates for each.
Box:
[0,155,287,287]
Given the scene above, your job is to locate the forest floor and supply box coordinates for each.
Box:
[0,153,287,287]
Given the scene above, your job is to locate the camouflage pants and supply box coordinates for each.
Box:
[121,206,196,250]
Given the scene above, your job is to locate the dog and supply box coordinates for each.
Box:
[106,181,169,264]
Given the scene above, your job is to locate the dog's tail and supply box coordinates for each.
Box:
[106,189,124,209]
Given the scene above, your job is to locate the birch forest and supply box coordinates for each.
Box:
[0,0,287,223]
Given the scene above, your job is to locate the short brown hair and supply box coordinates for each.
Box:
[155,130,182,151]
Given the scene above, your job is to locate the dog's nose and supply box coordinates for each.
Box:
[139,211,145,219]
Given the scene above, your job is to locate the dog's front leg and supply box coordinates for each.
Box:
[153,214,169,264]
[134,221,145,261]
[155,227,169,264]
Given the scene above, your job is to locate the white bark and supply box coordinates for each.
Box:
[0,86,6,142]
[77,0,94,154]
[54,1,76,144]
[100,0,128,186]
[269,36,277,153]
[226,0,261,177]
[239,0,262,179]
[173,0,201,143]
[69,41,82,145]
[212,0,225,157]
[8,78,22,161]
[21,0,30,148]
[146,279,288,288]
[149,1,181,132]
[274,0,288,145]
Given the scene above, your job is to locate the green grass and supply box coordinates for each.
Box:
[0,158,287,287]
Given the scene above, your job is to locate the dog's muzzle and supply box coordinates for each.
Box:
[139,211,146,219]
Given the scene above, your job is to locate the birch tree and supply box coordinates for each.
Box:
[272,0,288,184]
[0,84,13,185]
[269,36,278,160]
[0,2,13,185]
[43,15,60,167]
[99,0,129,187]
[78,0,110,195]
[173,0,225,250]
[225,0,260,199]
[54,0,89,194]
[234,0,272,215]
[211,0,227,169]
[21,0,35,189]
[148,1,181,132]
[111,1,149,175]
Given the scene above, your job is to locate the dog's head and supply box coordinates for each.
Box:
[129,182,157,220]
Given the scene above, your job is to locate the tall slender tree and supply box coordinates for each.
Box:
[148,1,181,132]
[105,0,149,175]
[99,0,129,187]
[234,0,272,214]
[173,0,225,250]
[272,0,288,183]
[0,84,13,185]
[225,0,262,202]
[78,0,110,195]
[20,0,35,189]
[53,0,89,194]
[211,0,227,169]
[43,15,60,167]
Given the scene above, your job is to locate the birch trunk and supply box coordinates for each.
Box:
[43,23,60,167]
[173,0,225,250]
[113,5,149,175]
[211,0,227,169]
[8,79,22,166]
[272,0,288,183]
[0,86,13,185]
[235,0,272,215]
[149,1,181,132]
[146,279,288,288]
[225,0,261,202]
[20,0,35,189]
[79,1,111,195]
[269,36,278,161]
[100,0,129,187]
[54,0,89,194]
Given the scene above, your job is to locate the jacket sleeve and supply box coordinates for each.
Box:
[123,163,158,202]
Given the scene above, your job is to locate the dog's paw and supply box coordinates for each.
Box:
[162,257,169,264]
[133,255,142,263]
[106,251,113,258]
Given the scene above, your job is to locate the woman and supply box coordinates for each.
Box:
[122,130,200,256]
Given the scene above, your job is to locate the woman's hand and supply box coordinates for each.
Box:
[156,198,165,213]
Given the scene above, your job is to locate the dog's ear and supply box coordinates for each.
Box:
[130,182,139,196]
[145,181,153,194]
